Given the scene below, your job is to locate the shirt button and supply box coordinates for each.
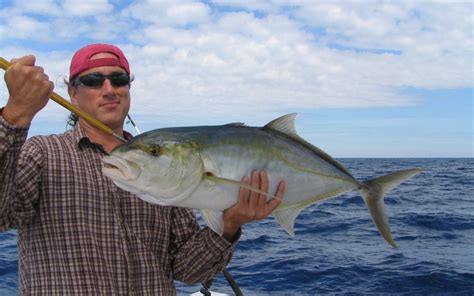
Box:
[7,134,15,143]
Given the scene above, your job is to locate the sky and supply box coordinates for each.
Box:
[0,0,472,157]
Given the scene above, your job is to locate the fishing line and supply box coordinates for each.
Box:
[126,114,141,135]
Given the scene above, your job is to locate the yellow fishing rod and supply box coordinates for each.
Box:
[0,57,127,143]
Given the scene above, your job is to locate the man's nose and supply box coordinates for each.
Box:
[101,78,115,92]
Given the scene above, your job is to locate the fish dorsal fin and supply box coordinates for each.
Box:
[264,113,355,180]
[224,122,245,127]
[264,113,298,137]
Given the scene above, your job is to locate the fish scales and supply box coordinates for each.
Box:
[102,113,422,247]
[187,125,358,206]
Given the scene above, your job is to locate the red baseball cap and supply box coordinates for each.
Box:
[69,44,130,79]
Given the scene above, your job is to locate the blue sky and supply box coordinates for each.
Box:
[0,0,472,157]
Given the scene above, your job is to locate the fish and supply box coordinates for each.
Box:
[102,113,422,248]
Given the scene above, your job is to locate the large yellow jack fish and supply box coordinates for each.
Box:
[102,114,422,248]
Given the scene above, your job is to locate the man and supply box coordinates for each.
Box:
[0,44,285,294]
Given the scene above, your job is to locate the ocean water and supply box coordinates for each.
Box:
[1,158,473,295]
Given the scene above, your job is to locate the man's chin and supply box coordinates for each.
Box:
[98,114,126,129]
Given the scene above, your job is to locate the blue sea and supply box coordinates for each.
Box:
[1,158,473,295]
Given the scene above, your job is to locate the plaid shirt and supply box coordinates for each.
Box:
[0,114,237,295]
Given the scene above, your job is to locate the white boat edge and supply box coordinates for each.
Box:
[190,291,230,296]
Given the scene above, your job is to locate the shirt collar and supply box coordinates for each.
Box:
[72,125,133,148]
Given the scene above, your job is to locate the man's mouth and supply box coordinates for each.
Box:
[100,101,120,107]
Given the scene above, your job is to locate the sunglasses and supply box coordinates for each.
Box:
[77,72,131,88]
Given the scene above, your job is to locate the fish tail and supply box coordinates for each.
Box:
[359,168,423,248]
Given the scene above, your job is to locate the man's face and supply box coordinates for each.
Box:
[69,52,131,130]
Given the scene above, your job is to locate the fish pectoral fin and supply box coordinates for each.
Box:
[273,205,305,237]
[201,209,224,236]
[203,173,281,201]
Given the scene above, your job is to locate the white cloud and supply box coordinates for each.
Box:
[125,0,211,26]
[62,0,114,17]
[15,0,63,16]
[1,15,52,41]
[165,2,211,25]
[291,2,473,58]
[210,0,281,14]
[87,15,133,41]
[0,1,472,125]
[0,0,120,42]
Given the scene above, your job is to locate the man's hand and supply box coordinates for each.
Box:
[222,170,285,242]
[2,55,53,126]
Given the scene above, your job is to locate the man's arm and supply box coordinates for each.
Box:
[0,55,52,232]
[168,208,236,284]
[0,114,43,231]
[169,171,285,284]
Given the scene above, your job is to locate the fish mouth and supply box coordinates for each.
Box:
[102,155,141,181]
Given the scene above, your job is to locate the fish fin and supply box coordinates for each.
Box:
[359,168,423,248]
[224,122,246,127]
[264,113,298,137]
[203,173,281,201]
[264,114,355,179]
[274,187,353,237]
[272,206,303,236]
[201,209,225,236]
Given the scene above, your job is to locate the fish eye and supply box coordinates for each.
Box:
[147,145,161,156]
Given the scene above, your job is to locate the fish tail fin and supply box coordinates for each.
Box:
[359,168,423,248]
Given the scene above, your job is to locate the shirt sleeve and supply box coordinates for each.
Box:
[169,207,240,284]
[0,113,41,232]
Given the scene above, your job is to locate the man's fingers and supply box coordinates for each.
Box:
[7,56,45,83]
[265,181,285,215]
[249,170,260,210]
[256,171,269,213]
[275,180,286,199]
[240,169,286,214]
[10,55,36,67]
[239,176,250,204]
[259,171,269,196]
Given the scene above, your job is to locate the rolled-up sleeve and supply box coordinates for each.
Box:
[0,114,40,232]
[169,207,240,284]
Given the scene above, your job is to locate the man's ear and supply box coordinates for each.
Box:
[68,86,78,105]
